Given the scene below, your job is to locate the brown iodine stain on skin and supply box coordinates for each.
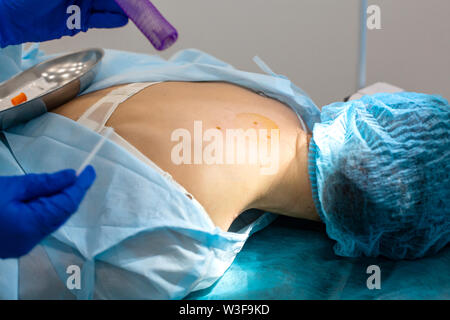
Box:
[234,112,279,135]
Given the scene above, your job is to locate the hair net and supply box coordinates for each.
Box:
[308,92,450,260]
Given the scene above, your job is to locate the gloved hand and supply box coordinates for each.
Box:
[0,0,128,48]
[0,166,96,259]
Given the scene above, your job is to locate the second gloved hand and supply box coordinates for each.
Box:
[0,166,96,259]
[0,0,129,48]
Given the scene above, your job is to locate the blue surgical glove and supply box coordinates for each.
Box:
[0,166,96,259]
[0,0,128,48]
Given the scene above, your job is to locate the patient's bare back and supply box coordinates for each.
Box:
[52,82,306,230]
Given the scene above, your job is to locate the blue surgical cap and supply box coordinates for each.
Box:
[308,92,450,260]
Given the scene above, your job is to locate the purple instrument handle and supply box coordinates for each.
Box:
[115,0,178,51]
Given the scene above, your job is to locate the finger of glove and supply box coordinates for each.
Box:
[24,166,96,236]
[87,12,129,29]
[91,0,127,14]
[17,170,77,201]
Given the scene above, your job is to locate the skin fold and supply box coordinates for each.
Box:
[53,81,319,231]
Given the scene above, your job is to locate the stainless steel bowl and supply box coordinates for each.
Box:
[0,48,104,130]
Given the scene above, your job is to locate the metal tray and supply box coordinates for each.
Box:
[0,48,104,130]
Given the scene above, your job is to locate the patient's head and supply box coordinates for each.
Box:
[309,92,450,260]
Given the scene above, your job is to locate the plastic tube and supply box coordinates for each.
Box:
[77,127,114,176]
[114,0,178,51]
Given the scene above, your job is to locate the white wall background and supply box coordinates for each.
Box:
[367,0,449,100]
[39,0,449,107]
